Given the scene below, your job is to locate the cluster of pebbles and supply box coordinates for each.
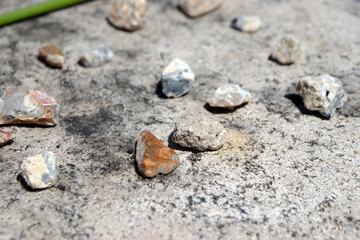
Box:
[0,0,350,185]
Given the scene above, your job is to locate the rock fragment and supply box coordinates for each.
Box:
[0,88,58,126]
[161,58,195,98]
[208,84,251,108]
[231,16,262,33]
[0,129,15,146]
[109,0,147,31]
[136,131,179,178]
[79,45,114,68]
[172,119,228,151]
[20,152,58,189]
[38,45,65,68]
[271,36,301,65]
[295,74,347,118]
[179,0,221,18]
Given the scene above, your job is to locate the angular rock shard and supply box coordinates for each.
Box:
[136,131,179,178]
[179,0,222,18]
[295,74,347,118]
[208,84,251,108]
[20,151,58,189]
[271,36,301,65]
[172,119,228,151]
[0,129,15,146]
[38,44,65,68]
[161,58,195,98]
[231,16,262,33]
[109,0,147,31]
[0,88,58,126]
[79,45,114,68]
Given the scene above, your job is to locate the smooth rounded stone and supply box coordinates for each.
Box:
[161,58,195,98]
[0,129,15,146]
[79,45,114,68]
[172,119,228,151]
[136,131,179,178]
[38,45,65,68]
[20,152,58,189]
[109,0,147,31]
[231,16,262,33]
[295,74,347,118]
[0,87,59,126]
[179,0,222,18]
[208,84,251,108]
[271,36,301,65]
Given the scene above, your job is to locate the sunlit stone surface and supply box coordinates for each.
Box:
[0,129,15,146]
[271,36,301,65]
[231,16,262,33]
[79,45,114,68]
[109,0,147,31]
[208,84,251,108]
[179,0,222,18]
[38,44,65,68]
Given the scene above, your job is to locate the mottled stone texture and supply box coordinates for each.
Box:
[0,129,15,146]
[271,36,301,65]
[79,45,114,68]
[38,45,65,68]
[109,0,147,31]
[208,84,251,108]
[179,0,221,18]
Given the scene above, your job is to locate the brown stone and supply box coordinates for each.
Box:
[0,129,15,146]
[136,131,179,178]
[38,45,65,68]
[179,0,221,18]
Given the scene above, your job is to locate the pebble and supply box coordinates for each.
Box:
[0,129,15,146]
[109,0,147,31]
[38,45,65,68]
[0,87,59,126]
[231,16,262,33]
[271,36,301,65]
[20,151,58,189]
[179,0,221,18]
[208,84,251,108]
[295,74,347,118]
[136,131,179,178]
[172,119,228,151]
[161,58,195,98]
[79,45,114,68]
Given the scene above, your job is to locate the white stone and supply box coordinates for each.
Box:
[179,0,222,18]
[79,45,114,68]
[231,16,262,32]
[208,84,251,108]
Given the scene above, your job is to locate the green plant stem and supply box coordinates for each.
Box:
[0,0,88,27]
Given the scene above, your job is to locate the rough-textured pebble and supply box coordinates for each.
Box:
[109,0,147,31]
[0,129,15,146]
[161,58,195,98]
[295,74,347,118]
[20,152,58,189]
[172,119,228,151]
[0,87,59,126]
[38,45,65,68]
[79,45,114,68]
[208,84,251,108]
[179,0,221,18]
[136,131,179,178]
[271,36,301,65]
[231,16,262,32]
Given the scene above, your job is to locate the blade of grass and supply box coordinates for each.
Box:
[0,0,89,27]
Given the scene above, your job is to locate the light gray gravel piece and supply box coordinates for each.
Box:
[271,36,301,65]
[79,44,114,68]
[231,16,262,32]
[208,84,251,108]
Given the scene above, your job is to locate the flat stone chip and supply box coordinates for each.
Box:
[208,84,251,108]
[295,74,348,118]
[179,0,222,18]
[231,16,262,33]
[109,0,147,31]
[38,44,65,68]
[0,129,15,146]
[271,36,301,65]
[21,151,58,189]
[0,87,59,126]
[79,45,114,68]
[136,131,180,178]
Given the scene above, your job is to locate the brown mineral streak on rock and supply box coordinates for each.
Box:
[38,45,65,68]
[0,129,15,146]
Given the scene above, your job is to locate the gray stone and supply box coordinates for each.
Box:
[79,45,114,68]
[231,16,262,33]
[172,119,228,151]
[271,36,301,65]
[0,129,15,146]
[179,0,222,18]
[20,152,58,189]
[295,74,347,118]
[208,84,251,108]
[161,58,195,98]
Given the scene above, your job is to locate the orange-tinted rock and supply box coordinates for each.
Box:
[136,131,179,178]
[38,45,65,68]
[0,129,15,146]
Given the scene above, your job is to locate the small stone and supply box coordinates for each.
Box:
[295,74,347,118]
[20,152,58,189]
[271,36,301,65]
[109,0,147,31]
[79,45,114,68]
[0,87,59,126]
[172,119,228,151]
[161,58,195,98]
[179,0,221,18]
[136,131,179,178]
[231,16,262,33]
[0,129,15,146]
[38,45,65,68]
[208,84,251,108]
